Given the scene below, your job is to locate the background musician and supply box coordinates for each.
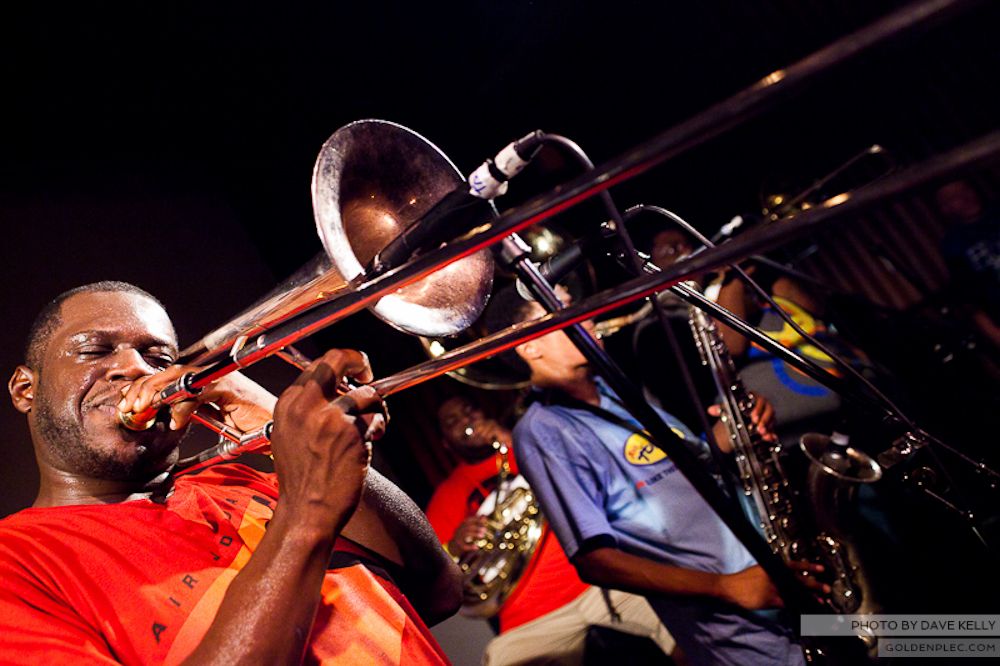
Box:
[490,285,826,666]
[655,227,877,451]
[935,179,1000,358]
[426,393,675,665]
[1,281,460,664]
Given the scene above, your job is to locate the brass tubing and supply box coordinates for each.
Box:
[121,0,986,430]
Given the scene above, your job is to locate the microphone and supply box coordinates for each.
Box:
[515,240,588,301]
[710,215,748,244]
[468,130,544,199]
[367,131,545,276]
[513,221,660,300]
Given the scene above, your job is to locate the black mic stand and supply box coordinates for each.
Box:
[519,135,735,494]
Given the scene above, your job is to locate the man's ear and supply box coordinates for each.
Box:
[516,341,539,361]
[9,365,35,414]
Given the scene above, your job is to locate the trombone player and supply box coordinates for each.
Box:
[1,281,461,664]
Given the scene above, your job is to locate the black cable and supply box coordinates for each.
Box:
[631,205,998,549]
[535,134,734,487]
[627,204,920,433]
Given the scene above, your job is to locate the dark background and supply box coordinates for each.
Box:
[1,0,998,521]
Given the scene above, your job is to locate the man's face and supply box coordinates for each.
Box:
[935,182,983,223]
[28,291,182,481]
[437,397,496,462]
[517,289,598,385]
[651,229,693,269]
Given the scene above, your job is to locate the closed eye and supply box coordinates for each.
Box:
[77,346,111,357]
[144,354,175,369]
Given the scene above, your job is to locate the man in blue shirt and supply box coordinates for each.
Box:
[498,286,823,665]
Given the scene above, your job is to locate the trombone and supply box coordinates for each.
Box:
[120,0,994,464]
[112,0,1000,615]
[168,126,999,473]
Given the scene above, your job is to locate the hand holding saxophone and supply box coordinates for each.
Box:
[745,395,778,442]
[708,393,779,453]
[720,561,831,610]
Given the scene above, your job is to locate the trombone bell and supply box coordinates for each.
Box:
[313,119,494,338]
[181,120,494,363]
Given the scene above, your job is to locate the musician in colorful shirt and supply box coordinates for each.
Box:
[426,394,674,665]
[1,281,461,664]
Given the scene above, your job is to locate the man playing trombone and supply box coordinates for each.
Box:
[1,281,461,664]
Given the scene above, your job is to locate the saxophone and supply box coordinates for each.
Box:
[458,441,546,618]
[687,291,883,629]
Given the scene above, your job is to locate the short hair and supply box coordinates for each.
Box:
[24,281,166,369]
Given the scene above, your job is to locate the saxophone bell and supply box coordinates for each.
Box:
[800,431,882,484]
[800,431,883,644]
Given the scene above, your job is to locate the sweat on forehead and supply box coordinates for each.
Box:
[24,281,173,369]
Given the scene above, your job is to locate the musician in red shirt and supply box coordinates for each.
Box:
[426,395,674,664]
[1,281,461,664]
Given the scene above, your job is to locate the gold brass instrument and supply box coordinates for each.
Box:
[761,145,890,223]
[800,433,883,616]
[688,296,881,610]
[458,441,545,618]
[592,301,654,339]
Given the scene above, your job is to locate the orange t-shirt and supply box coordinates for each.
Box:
[0,464,447,665]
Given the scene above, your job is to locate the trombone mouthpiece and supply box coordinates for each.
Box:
[118,408,157,431]
[117,372,199,432]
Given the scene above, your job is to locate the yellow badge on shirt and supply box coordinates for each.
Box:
[623,430,681,465]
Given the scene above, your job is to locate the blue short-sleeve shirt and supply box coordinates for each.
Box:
[514,378,804,666]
